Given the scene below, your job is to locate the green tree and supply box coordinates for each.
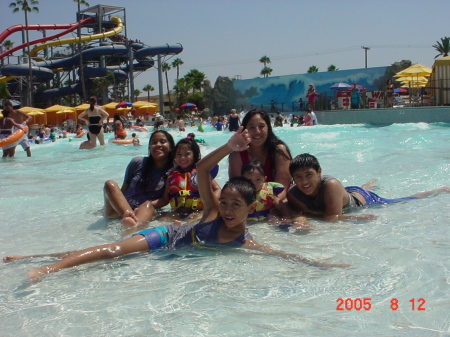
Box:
[173,78,192,105]
[72,0,90,102]
[0,82,12,105]
[327,64,339,71]
[184,69,206,93]
[259,55,271,67]
[162,62,172,109]
[171,58,184,82]
[307,65,319,73]
[2,40,14,50]
[432,37,450,58]
[134,89,141,100]
[260,66,273,78]
[9,0,39,106]
[142,84,154,101]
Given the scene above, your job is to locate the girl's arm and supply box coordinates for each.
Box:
[197,126,251,223]
[273,144,292,199]
[100,108,109,122]
[243,239,350,268]
[151,177,170,209]
[10,118,25,130]
[78,110,88,124]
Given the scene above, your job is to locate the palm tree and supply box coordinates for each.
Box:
[9,0,39,106]
[432,37,450,58]
[260,66,273,78]
[259,55,271,67]
[171,58,184,82]
[161,62,172,110]
[2,40,14,50]
[73,0,90,102]
[307,65,319,73]
[327,64,339,71]
[185,69,206,93]
[134,89,141,100]
[0,82,12,105]
[142,84,154,101]
[173,78,192,105]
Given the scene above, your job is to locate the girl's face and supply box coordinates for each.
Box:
[245,114,268,147]
[219,187,254,228]
[149,132,172,162]
[174,144,195,171]
[242,169,265,192]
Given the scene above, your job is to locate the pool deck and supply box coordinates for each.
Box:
[313,106,450,125]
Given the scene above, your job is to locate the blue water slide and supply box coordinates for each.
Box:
[1,65,54,81]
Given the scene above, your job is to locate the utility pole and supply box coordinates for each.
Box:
[361,46,370,68]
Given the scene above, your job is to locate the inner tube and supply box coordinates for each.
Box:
[75,130,86,138]
[0,126,28,150]
[130,126,148,132]
[109,138,133,145]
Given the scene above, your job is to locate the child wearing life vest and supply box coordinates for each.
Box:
[240,159,286,221]
[160,137,221,221]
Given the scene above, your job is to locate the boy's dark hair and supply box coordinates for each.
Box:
[289,153,321,175]
[4,100,12,107]
[223,177,256,205]
[241,159,266,177]
[175,137,201,164]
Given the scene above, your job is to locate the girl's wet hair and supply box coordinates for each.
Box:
[138,130,175,189]
[289,153,321,175]
[223,177,256,205]
[241,109,292,173]
[174,137,201,165]
[241,159,266,177]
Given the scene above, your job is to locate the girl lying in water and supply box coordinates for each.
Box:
[4,127,349,281]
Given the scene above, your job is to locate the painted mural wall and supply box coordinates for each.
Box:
[232,66,389,112]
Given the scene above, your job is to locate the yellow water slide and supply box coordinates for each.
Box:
[29,16,124,57]
[0,17,124,83]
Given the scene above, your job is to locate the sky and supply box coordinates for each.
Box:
[1,0,449,96]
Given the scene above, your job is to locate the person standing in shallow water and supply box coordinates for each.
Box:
[3,100,32,157]
[227,109,241,132]
[78,96,109,148]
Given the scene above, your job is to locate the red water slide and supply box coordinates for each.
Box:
[0,17,95,60]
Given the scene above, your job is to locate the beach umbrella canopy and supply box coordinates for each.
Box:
[180,103,196,109]
[26,110,45,116]
[330,82,352,90]
[137,104,158,115]
[395,63,432,77]
[132,101,156,108]
[74,103,90,111]
[20,106,46,114]
[45,104,72,113]
[116,101,132,108]
[56,107,76,114]
[102,102,120,110]
[394,88,408,94]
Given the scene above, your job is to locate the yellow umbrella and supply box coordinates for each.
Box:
[20,106,46,114]
[137,104,158,116]
[395,63,432,78]
[102,102,120,110]
[132,101,157,108]
[0,111,3,118]
[56,107,76,114]
[74,103,90,111]
[26,110,45,116]
[45,104,72,113]
[395,76,429,83]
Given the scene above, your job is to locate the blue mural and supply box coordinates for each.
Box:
[233,66,389,111]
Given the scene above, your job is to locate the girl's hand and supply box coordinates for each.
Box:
[227,126,250,152]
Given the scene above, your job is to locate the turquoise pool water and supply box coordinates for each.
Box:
[1,123,449,336]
